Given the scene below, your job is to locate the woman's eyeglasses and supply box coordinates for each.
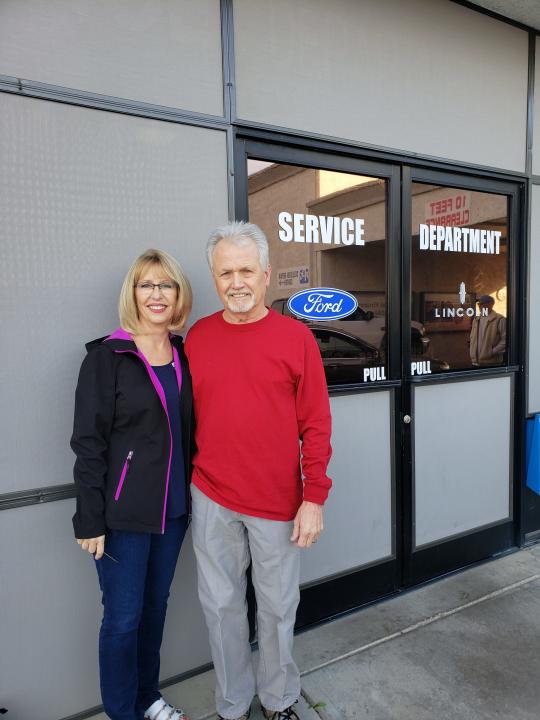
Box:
[134,282,178,294]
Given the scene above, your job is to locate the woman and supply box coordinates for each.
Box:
[71,249,193,720]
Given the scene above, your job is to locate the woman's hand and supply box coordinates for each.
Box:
[76,535,105,560]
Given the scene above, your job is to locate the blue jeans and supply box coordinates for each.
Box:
[95,516,188,720]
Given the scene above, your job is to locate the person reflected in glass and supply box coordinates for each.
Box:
[469,294,506,367]
[70,249,193,720]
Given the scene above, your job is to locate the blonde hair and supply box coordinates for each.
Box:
[118,249,192,333]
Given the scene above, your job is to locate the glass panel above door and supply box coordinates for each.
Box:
[247,159,388,387]
[411,183,509,375]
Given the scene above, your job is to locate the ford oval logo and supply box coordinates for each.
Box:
[287,287,358,321]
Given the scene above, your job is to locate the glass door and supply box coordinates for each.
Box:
[236,139,402,626]
[401,168,521,585]
[234,136,524,626]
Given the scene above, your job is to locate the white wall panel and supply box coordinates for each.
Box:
[529,185,540,413]
[234,0,528,171]
[300,391,393,585]
[414,377,512,548]
[0,0,223,116]
[0,93,228,495]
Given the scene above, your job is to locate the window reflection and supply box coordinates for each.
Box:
[411,184,508,373]
[312,327,381,385]
[248,160,388,386]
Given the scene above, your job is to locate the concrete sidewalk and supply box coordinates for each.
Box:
[89,544,540,720]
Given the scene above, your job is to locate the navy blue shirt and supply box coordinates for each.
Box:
[152,362,186,518]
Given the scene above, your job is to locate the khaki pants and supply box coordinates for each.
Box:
[191,484,301,719]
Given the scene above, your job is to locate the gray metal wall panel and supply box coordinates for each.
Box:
[0,0,223,116]
[0,93,228,495]
[529,185,540,413]
[234,0,528,171]
[414,377,512,548]
[0,501,210,720]
[300,391,393,585]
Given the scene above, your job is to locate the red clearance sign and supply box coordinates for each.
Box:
[424,191,470,227]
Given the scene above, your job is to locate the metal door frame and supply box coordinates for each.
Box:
[233,128,527,627]
[400,166,525,585]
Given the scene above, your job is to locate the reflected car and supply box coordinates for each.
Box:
[271,297,430,354]
[309,325,450,385]
[308,325,382,385]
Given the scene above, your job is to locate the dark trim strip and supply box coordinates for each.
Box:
[527,32,536,177]
[388,166,402,382]
[408,522,516,585]
[515,171,529,542]
[57,662,214,720]
[221,0,237,219]
[414,515,512,553]
[0,484,75,511]
[526,180,534,418]
[409,165,520,194]
[245,137,397,178]
[0,74,229,130]
[400,165,414,587]
[525,528,540,542]
[235,123,527,181]
[328,381,401,396]
[160,662,214,692]
[408,366,520,385]
[221,0,236,123]
[296,558,398,629]
[221,0,236,220]
[450,0,540,34]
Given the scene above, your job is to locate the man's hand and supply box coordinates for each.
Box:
[291,501,323,548]
[76,535,105,560]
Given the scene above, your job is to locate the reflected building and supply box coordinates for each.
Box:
[249,162,508,375]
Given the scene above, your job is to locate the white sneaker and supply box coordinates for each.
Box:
[144,697,189,720]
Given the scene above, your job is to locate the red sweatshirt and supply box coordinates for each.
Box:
[185,309,332,520]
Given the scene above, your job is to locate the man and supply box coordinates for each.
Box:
[469,294,506,366]
[185,221,332,720]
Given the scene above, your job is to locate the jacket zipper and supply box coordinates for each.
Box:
[172,346,190,520]
[115,348,178,533]
[114,450,133,501]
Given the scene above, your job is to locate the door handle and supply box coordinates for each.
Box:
[403,414,412,424]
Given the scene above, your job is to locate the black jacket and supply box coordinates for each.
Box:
[71,328,193,537]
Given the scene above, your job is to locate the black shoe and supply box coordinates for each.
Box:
[217,708,251,720]
[261,702,299,720]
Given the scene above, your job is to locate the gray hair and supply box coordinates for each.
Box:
[206,221,269,270]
